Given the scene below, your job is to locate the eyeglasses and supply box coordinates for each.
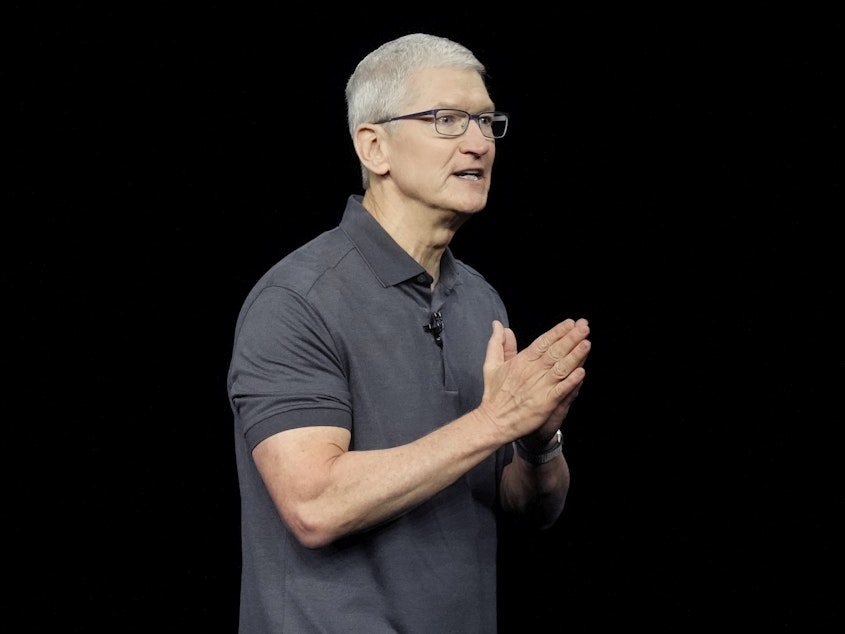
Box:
[375,109,509,139]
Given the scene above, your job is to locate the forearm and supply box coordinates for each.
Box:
[500,448,570,529]
[259,409,509,548]
[261,317,589,546]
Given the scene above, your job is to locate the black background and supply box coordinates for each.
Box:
[6,4,842,632]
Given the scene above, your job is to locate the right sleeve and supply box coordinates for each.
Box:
[228,285,352,451]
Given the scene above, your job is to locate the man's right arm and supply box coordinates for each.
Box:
[253,319,590,548]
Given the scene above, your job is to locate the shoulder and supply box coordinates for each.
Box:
[452,257,503,299]
[263,227,355,293]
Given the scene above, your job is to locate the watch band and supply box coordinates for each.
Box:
[513,429,563,465]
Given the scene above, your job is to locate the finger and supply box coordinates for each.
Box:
[501,325,517,362]
[550,338,591,379]
[550,367,587,401]
[483,320,506,368]
[524,319,577,362]
[547,319,590,363]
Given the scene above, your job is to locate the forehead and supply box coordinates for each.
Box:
[405,67,493,110]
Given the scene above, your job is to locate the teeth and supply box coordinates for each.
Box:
[458,174,479,181]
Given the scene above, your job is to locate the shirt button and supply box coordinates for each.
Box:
[416,274,427,284]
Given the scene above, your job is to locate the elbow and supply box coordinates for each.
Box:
[291,527,335,550]
[283,506,345,550]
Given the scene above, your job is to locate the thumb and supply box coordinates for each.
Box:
[484,320,517,369]
[501,323,517,361]
[484,320,507,369]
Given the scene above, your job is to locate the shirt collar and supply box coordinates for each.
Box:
[340,195,459,292]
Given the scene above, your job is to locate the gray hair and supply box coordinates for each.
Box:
[345,33,487,189]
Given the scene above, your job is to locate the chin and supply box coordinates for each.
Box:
[462,195,489,214]
[451,189,489,214]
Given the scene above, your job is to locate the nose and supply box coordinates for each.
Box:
[460,118,493,153]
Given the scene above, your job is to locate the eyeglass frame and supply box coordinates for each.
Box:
[374,108,509,139]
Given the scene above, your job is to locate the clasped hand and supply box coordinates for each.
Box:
[479,318,590,446]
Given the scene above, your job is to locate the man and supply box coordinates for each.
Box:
[227,32,591,632]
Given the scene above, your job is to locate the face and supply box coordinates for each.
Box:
[382,67,497,216]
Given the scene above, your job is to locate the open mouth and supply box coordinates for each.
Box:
[456,170,481,181]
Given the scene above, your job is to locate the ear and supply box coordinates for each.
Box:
[353,124,390,178]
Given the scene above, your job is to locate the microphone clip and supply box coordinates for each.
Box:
[423,311,444,348]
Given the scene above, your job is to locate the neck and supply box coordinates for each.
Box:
[362,189,466,284]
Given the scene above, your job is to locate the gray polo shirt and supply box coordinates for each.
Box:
[228,194,511,633]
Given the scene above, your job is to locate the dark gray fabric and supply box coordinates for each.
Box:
[228,195,511,633]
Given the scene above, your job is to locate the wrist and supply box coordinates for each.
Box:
[513,429,563,465]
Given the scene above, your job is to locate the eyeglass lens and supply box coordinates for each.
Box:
[435,110,507,138]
